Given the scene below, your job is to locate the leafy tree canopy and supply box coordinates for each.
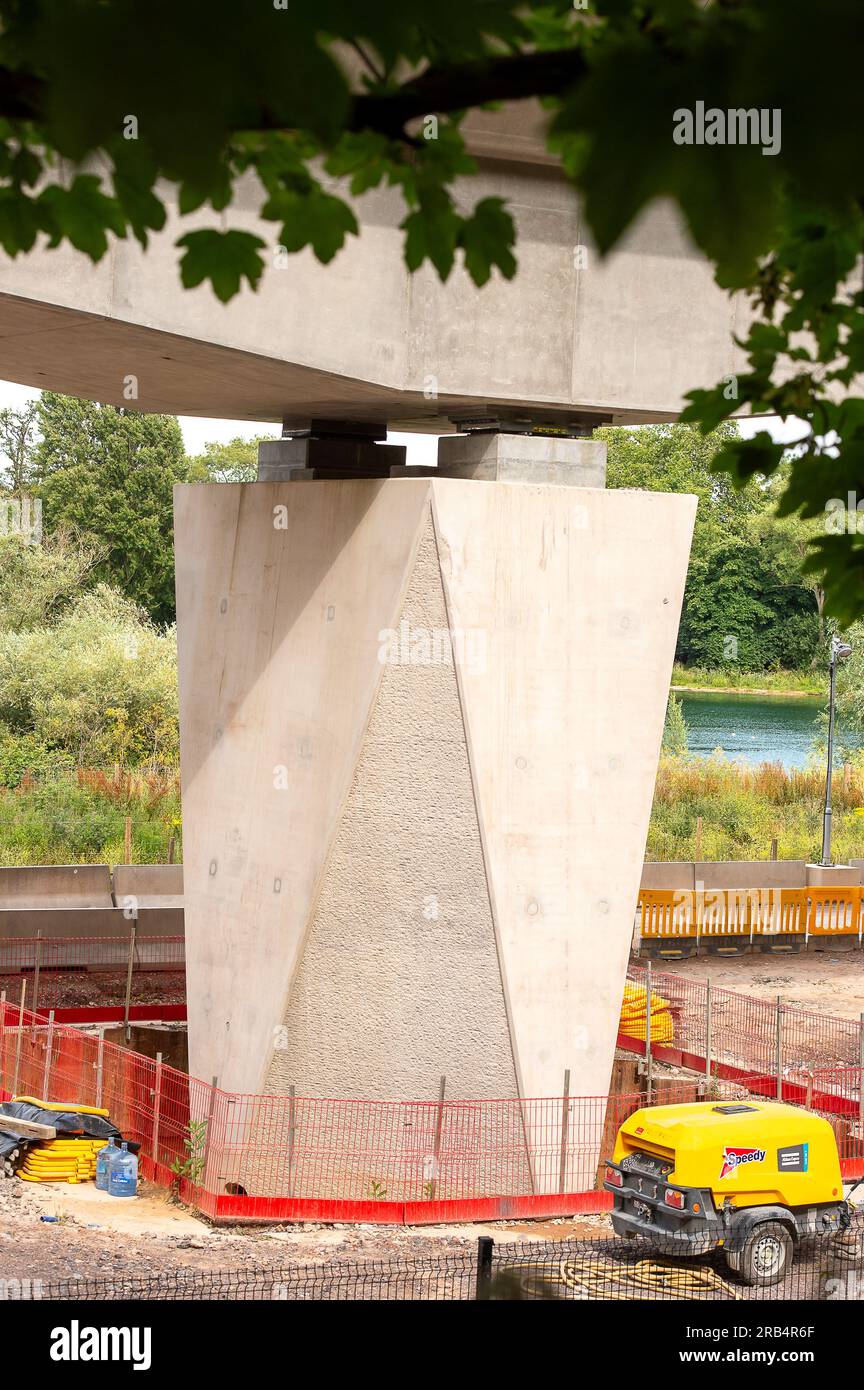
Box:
[604,424,824,672]
[33,392,186,623]
[185,435,273,484]
[0,2,860,614]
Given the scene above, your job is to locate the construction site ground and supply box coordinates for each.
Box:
[0,1173,613,1290]
[3,956,863,1296]
[658,948,864,1021]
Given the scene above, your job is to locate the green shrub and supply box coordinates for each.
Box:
[0,585,178,765]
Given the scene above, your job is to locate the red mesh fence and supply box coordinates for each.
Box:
[0,994,740,1219]
[2,972,863,1222]
[626,962,863,1074]
[0,935,185,1014]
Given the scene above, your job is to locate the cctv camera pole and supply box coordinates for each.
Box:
[820,636,852,866]
[820,648,838,867]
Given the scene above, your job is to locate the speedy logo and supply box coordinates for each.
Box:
[719,1145,766,1180]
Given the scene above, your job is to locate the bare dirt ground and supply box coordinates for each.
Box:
[0,970,186,1011]
[0,1174,612,1293]
[656,948,864,1021]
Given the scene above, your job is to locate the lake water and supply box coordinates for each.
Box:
[678,690,828,769]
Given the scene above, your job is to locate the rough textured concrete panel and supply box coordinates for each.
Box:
[640,863,697,890]
[0,865,113,908]
[436,435,607,487]
[266,513,521,1106]
[696,861,807,890]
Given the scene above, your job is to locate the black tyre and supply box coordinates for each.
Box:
[728,1221,793,1287]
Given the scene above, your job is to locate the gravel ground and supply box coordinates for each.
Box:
[0,1172,612,1294]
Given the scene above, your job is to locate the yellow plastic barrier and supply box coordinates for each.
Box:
[11,1096,109,1117]
[638,885,862,945]
[808,886,862,939]
[750,887,807,940]
[638,890,696,939]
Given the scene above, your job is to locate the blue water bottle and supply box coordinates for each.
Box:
[108,1140,138,1198]
[95,1136,118,1191]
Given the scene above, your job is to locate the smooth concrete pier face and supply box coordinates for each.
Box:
[175,470,695,1162]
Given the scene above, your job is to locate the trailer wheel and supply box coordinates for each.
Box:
[729,1221,793,1287]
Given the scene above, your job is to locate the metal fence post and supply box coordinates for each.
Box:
[0,988,6,1092]
[558,1068,571,1194]
[42,1010,54,1099]
[476,1236,494,1300]
[200,1075,219,1195]
[705,979,712,1085]
[429,1075,446,1200]
[645,960,653,1105]
[776,995,783,1101]
[287,1083,296,1199]
[95,1033,104,1108]
[12,979,26,1098]
[32,929,42,1018]
[123,915,137,1042]
[859,1014,864,1147]
[152,1051,163,1168]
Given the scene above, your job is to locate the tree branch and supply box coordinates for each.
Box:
[347,47,589,139]
[0,66,44,122]
[0,45,590,144]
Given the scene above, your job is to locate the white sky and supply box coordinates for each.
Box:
[0,377,806,464]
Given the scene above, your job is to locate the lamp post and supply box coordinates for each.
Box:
[820,635,853,866]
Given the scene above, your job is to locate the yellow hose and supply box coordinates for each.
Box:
[500,1254,741,1300]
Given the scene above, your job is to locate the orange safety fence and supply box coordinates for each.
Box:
[637,886,862,946]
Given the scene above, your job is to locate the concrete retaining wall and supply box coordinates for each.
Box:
[642,861,864,889]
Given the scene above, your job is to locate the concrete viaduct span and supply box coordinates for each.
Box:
[0,108,739,1194]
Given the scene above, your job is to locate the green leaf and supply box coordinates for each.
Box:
[711,434,786,485]
[0,191,45,256]
[458,198,517,287]
[402,198,460,281]
[262,185,358,264]
[176,229,266,301]
[38,175,126,260]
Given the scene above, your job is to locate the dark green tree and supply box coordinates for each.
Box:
[33,393,186,623]
[0,400,39,494]
[603,423,822,672]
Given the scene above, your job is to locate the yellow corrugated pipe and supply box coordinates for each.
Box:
[619,981,674,1045]
[18,1137,104,1184]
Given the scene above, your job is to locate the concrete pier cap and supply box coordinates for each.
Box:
[258,416,608,487]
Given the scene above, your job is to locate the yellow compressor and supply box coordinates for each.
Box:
[604,1100,849,1286]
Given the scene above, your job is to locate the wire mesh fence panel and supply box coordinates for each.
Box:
[17,1220,864,1301]
[627,963,864,1078]
[0,935,185,1012]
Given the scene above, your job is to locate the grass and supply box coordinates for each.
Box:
[648,754,864,862]
[3,756,862,871]
[671,664,822,696]
[0,766,181,865]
